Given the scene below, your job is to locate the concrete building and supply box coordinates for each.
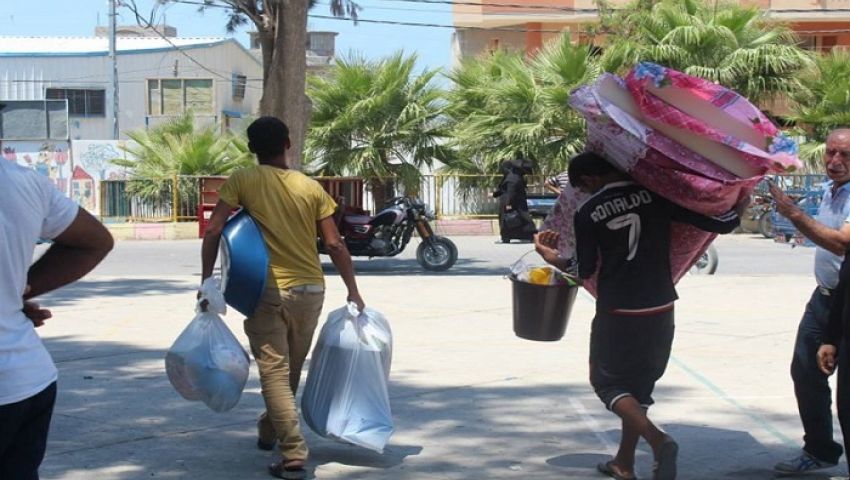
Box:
[248,30,339,76]
[452,0,850,63]
[0,26,263,140]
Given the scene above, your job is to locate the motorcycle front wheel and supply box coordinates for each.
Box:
[689,244,719,275]
[416,237,458,271]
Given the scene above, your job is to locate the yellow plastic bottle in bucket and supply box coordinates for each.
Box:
[528,267,553,285]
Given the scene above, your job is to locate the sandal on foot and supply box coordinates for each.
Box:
[268,460,306,480]
[597,460,637,480]
[652,437,679,480]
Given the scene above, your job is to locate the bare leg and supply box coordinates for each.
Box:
[609,417,640,477]
[612,396,668,456]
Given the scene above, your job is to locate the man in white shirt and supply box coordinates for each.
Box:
[0,152,113,479]
[771,128,850,475]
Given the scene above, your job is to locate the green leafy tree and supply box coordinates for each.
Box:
[789,50,850,169]
[445,34,600,178]
[305,52,452,207]
[130,0,360,169]
[113,113,253,205]
[599,0,812,106]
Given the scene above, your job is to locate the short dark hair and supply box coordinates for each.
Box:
[567,151,620,188]
[247,116,290,162]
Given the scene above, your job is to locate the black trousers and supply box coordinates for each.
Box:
[0,382,57,480]
[589,309,675,410]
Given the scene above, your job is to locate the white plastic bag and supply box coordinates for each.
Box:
[301,303,394,452]
[165,278,250,412]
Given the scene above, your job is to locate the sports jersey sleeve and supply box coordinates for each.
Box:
[665,197,739,234]
[314,183,337,221]
[40,176,80,239]
[574,209,598,280]
[217,172,242,208]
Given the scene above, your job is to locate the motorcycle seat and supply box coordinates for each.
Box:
[343,215,372,225]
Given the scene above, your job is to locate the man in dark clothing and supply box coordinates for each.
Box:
[772,128,850,475]
[818,249,850,479]
[494,156,536,243]
[534,152,741,480]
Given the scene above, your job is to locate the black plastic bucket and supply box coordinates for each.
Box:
[510,275,579,341]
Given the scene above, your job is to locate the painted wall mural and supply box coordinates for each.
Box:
[71,140,134,214]
[2,141,72,195]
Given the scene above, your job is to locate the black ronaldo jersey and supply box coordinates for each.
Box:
[574,181,739,311]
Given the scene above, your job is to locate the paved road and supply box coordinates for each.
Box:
[49,233,816,279]
[30,232,846,480]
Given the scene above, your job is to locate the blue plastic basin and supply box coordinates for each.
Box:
[220,210,269,317]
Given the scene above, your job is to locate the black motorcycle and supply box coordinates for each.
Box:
[319,197,458,271]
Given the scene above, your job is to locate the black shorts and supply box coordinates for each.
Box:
[589,308,675,410]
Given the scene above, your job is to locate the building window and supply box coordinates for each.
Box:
[799,35,821,51]
[488,38,501,53]
[799,35,838,52]
[147,78,213,115]
[232,74,247,100]
[45,88,105,117]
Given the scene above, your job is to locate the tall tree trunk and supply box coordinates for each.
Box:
[369,177,397,212]
[370,178,386,213]
[259,0,310,170]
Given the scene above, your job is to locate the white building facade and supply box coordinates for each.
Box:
[0,34,262,140]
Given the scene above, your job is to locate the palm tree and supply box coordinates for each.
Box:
[113,113,253,204]
[599,0,812,107]
[445,34,600,178]
[789,50,850,169]
[305,52,452,208]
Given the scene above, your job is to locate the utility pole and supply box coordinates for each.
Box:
[109,0,119,139]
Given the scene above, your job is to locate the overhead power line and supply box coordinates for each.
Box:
[121,0,263,90]
[310,13,850,35]
[385,0,850,14]
[172,0,850,15]
[308,13,567,31]
[167,0,850,34]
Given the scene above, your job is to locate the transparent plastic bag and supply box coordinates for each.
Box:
[301,303,394,453]
[510,250,579,286]
[165,278,250,412]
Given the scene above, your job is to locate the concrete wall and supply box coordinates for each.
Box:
[453,0,850,62]
[452,29,527,66]
[0,40,261,140]
[452,26,580,65]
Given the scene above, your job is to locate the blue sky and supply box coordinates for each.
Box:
[0,0,454,72]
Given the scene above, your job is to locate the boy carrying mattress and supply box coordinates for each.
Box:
[535,152,743,480]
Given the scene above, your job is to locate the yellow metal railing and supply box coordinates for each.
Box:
[100,173,559,221]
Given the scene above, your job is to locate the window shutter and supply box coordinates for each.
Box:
[161,79,183,114]
[148,80,161,115]
[185,79,213,113]
[232,74,247,100]
[86,90,106,116]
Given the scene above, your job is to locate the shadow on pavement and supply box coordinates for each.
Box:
[37,278,195,307]
[322,258,509,277]
[36,334,825,480]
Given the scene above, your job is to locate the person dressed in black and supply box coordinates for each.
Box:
[534,152,742,480]
[493,155,536,243]
[817,251,850,480]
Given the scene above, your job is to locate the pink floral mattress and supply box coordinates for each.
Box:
[545,63,802,296]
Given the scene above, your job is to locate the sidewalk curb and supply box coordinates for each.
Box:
[105,219,504,240]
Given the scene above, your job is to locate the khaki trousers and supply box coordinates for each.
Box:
[245,286,324,461]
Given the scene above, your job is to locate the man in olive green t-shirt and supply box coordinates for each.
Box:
[201,117,365,480]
